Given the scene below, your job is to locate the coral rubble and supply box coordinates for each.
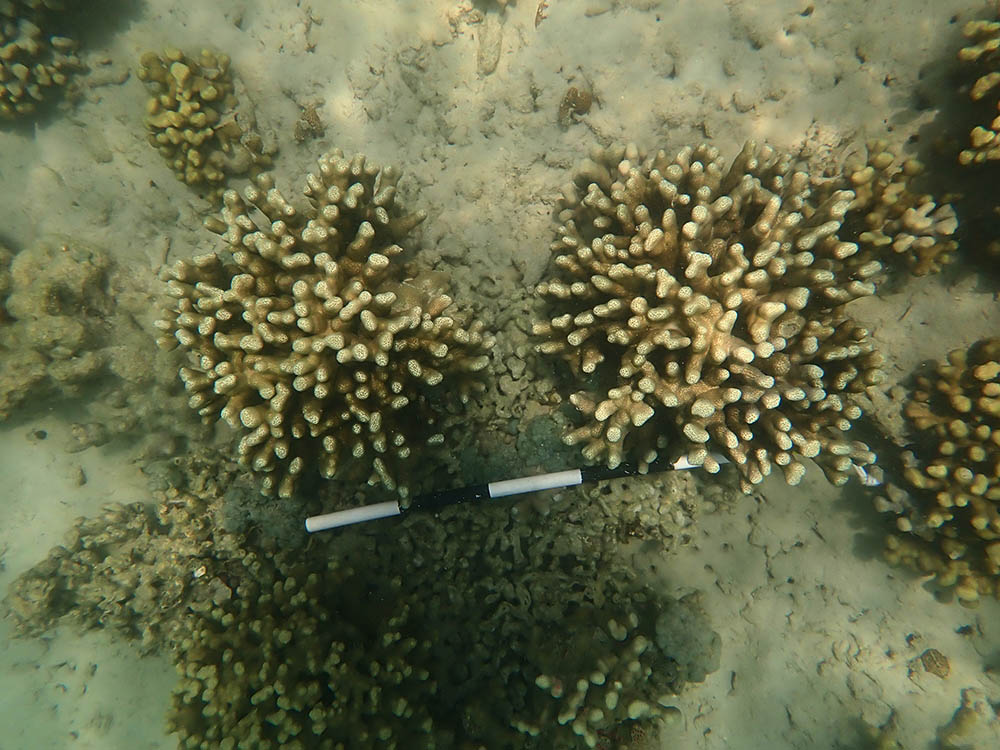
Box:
[157,149,494,499]
[535,141,884,493]
[137,48,272,202]
[878,338,1000,605]
[0,0,83,119]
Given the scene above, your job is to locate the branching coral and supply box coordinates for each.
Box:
[4,491,240,652]
[157,149,494,499]
[168,557,442,750]
[6,452,717,749]
[535,141,884,493]
[137,47,272,202]
[824,140,958,276]
[878,338,1000,606]
[958,5,1000,166]
[956,3,1000,257]
[0,0,83,119]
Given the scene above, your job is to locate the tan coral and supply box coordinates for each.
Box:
[956,4,1000,258]
[166,558,441,750]
[824,141,958,276]
[879,338,1000,606]
[958,5,1000,165]
[137,47,272,202]
[0,0,83,119]
[535,141,884,493]
[157,149,494,499]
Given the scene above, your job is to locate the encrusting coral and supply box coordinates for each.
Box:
[0,0,83,119]
[535,141,885,493]
[877,338,1000,606]
[5,453,717,749]
[157,149,494,500]
[137,48,272,202]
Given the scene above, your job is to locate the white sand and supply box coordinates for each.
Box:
[2,0,999,747]
[0,416,175,749]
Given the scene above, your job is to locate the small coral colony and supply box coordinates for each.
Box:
[2,1,1000,748]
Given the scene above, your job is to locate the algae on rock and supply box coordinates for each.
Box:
[0,241,111,418]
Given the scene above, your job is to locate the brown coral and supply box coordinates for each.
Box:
[6,446,718,749]
[0,0,83,119]
[956,4,1000,258]
[958,5,1000,166]
[157,149,494,500]
[879,338,1000,605]
[535,141,884,493]
[137,47,272,202]
[826,141,958,276]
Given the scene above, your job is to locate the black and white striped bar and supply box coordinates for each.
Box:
[305,454,728,533]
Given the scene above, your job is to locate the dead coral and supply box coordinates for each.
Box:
[535,141,884,493]
[0,242,111,418]
[157,149,494,500]
[0,241,211,459]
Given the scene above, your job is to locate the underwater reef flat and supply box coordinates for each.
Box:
[2,1,1000,749]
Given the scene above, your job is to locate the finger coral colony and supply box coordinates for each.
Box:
[957,3,1000,258]
[534,141,886,492]
[6,454,713,749]
[156,149,494,500]
[958,9,1000,166]
[879,339,1000,605]
[0,0,82,118]
[4,3,1000,750]
[137,48,273,202]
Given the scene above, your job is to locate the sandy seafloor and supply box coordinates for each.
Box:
[2,0,1000,748]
